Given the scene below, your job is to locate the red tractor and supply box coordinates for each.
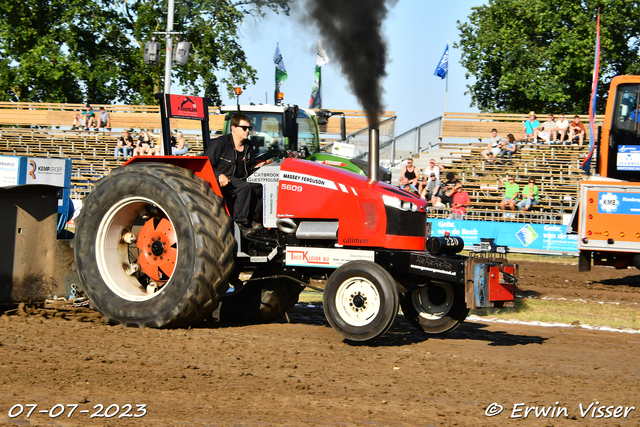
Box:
[73,94,518,342]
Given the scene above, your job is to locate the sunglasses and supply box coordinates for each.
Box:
[236,125,253,131]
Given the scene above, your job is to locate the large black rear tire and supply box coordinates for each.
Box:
[400,282,469,335]
[220,270,304,323]
[74,162,235,328]
[323,261,399,343]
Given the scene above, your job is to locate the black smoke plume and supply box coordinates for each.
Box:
[304,0,393,128]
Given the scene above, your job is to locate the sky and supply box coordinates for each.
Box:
[213,0,486,135]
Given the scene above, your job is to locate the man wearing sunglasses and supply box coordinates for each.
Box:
[205,113,263,233]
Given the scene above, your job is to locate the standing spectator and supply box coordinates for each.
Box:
[555,114,570,144]
[418,158,442,194]
[498,175,519,211]
[517,177,540,211]
[172,131,189,155]
[398,158,420,191]
[94,107,111,130]
[481,128,504,164]
[520,112,540,144]
[535,114,557,143]
[568,115,586,147]
[439,172,459,207]
[114,130,134,158]
[499,134,518,165]
[448,182,471,220]
[420,173,442,206]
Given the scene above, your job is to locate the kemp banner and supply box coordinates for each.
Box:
[428,219,579,253]
[166,94,206,120]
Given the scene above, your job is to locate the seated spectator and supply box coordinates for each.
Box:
[439,172,459,207]
[72,103,96,130]
[398,158,420,191]
[114,129,134,158]
[448,182,471,220]
[520,112,540,144]
[517,177,540,211]
[535,114,556,143]
[418,158,442,194]
[94,107,111,130]
[555,114,570,143]
[172,131,189,155]
[628,102,640,122]
[568,115,586,147]
[481,128,504,164]
[133,130,154,156]
[420,173,442,206]
[498,175,519,211]
[499,134,518,165]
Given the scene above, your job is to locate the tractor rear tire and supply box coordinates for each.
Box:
[220,273,304,323]
[400,282,469,335]
[74,162,235,328]
[323,261,399,343]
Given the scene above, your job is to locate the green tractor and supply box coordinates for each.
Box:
[219,104,391,183]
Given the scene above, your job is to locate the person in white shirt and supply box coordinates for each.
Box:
[418,158,442,194]
[481,129,504,163]
[555,114,570,144]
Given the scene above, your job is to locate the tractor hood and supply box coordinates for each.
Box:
[276,158,427,251]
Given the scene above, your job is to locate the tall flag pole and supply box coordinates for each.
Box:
[309,40,329,109]
[273,43,288,104]
[582,9,600,175]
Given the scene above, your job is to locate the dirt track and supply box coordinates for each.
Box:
[1,261,640,426]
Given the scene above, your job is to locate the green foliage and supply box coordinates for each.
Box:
[0,0,290,105]
[456,0,640,114]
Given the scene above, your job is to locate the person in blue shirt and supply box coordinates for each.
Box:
[628,102,640,122]
[520,113,540,145]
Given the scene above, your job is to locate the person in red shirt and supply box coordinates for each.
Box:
[448,182,471,220]
[568,115,586,147]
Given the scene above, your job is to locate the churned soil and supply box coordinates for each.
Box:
[1,261,639,426]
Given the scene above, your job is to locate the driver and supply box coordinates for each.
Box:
[205,114,264,233]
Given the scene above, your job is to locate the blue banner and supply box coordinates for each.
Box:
[428,219,578,253]
[597,191,640,215]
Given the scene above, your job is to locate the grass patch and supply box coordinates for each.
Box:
[299,290,323,304]
[472,297,640,329]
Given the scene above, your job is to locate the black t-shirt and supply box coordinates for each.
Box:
[234,150,246,178]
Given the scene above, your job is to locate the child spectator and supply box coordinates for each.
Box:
[481,128,504,164]
[569,115,586,147]
[500,134,518,165]
[555,114,570,143]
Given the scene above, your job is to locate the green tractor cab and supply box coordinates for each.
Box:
[219,105,391,183]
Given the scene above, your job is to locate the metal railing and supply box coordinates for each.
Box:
[426,207,564,224]
[391,116,442,162]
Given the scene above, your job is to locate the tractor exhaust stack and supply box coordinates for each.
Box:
[368,128,379,182]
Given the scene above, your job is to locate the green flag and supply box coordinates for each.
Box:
[274,43,287,104]
[309,40,329,109]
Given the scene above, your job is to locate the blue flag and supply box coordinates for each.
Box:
[581,10,600,175]
[434,44,449,79]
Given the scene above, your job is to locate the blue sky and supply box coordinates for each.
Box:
[214,0,485,134]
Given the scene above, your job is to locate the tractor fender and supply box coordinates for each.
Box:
[123,156,223,198]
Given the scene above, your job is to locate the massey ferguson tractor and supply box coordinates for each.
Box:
[73,94,518,343]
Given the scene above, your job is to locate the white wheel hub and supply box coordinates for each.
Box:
[95,196,177,302]
[334,277,381,327]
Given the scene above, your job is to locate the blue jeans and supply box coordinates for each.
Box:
[114,146,133,158]
[172,146,189,155]
[517,198,539,211]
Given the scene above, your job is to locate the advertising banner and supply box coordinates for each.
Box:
[428,219,579,253]
[166,94,206,120]
[0,156,20,187]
